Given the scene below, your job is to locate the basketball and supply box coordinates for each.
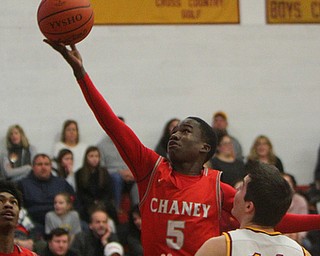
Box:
[37,0,94,45]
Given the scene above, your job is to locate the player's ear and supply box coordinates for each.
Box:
[245,201,255,214]
[200,143,211,154]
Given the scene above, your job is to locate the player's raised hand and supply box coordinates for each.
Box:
[44,39,85,78]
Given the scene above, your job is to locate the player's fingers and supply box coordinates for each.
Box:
[43,39,56,49]
[70,44,77,51]
[43,39,66,54]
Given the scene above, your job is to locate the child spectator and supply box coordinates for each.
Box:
[45,192,81,242]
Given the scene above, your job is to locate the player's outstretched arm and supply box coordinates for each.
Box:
[44,40,85,79]
[276,213,320,233]
[44,39,159,195]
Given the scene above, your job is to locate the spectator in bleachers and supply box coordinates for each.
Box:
[0,124,36,182]
[210,132,245,187]
[70,207,119,256]
[54,149,76,191]
[126,204,142,256]
[76,146,118,225]
[104,242,124,256]
[53,120,88,172]
[282,173,309,244]
[245,135,284,173]
[39,228,77,256]
[45,192,81,242]
[14,207,35,251]
[97,117,139,212]
[18,153,78,238]
[211,111,243,160]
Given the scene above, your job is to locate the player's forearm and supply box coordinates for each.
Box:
[276,213,320,233]
[73,66,86,80]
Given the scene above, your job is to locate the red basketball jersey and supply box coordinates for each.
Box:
[0,245,37,256]
[140,157,222,256]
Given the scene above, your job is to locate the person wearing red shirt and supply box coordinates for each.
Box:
[0,180,37,256]
[45,41,320,256]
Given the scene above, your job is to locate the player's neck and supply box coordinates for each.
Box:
[172,161,203,176]
[241,222,275,233]
[0,231,15,253]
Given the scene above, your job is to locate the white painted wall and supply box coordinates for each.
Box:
[1,0,319,184]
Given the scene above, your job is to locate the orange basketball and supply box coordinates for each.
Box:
[37,0,94,45]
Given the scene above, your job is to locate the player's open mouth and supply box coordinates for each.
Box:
[168,141,180,148]
[1,211,15,220]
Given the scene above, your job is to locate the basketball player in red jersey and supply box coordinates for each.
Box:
[45,40,320,256]
[0,180,37,256]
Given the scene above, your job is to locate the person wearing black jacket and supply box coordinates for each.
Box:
[70,208,118,256]
[39,228,77,256]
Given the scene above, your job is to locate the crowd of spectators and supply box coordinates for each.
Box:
[0,112,319,255]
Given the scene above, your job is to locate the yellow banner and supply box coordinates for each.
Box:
[90,0,239,25]
[266,0,320,23]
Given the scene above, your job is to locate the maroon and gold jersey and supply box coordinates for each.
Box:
[224,228,311,256]
[140,157,222,256]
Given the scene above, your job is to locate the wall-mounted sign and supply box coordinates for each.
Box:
[266,0,320,23]
[91,0,239,25]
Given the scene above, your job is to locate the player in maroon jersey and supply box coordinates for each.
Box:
[45,40,320,256]
[0,180,37,256]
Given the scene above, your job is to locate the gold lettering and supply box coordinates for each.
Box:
[270,1,301,19]
[311,1,320,18]
[189,0,223,7]
[155,0,181,7]
[181,9,201,19]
